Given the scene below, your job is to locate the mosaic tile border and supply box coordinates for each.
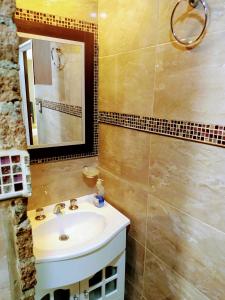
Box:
[30,153,97,165]
[15,8,98,164]
[15,8,97,32]
[99,111,225,147]
[36,98,82,118]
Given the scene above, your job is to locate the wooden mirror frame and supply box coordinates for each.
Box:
[15,19,94,162]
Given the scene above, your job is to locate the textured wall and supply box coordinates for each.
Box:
[0,0,26,149]
[99,1,225,299]
[0,0,36,299]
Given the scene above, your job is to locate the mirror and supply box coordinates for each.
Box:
[15,19,95,161]
[18,35,85,147]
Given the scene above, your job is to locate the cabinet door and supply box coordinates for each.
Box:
[80,275,103,300]
[79,252,125,300]
[69,282,80,300]
[37,282,80,300]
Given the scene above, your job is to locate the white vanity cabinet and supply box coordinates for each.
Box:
[39,252,125,300]
[29,195,130,300]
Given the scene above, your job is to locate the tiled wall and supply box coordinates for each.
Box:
[15,0,98,24]
[28,156,98,211]
[35,100,83,145]
[99,1,225,299]
[36,99,82,118]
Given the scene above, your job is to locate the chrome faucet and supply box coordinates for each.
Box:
[53,202,65,215]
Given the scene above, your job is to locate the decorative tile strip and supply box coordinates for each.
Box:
[36,98,82,118]
[15,8,99,163]
[15,8,97,32]
[99,111,225,147]
[31,152,97,165]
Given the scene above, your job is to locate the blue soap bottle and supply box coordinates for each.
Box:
[94,178,105,208]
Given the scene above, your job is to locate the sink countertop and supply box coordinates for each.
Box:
[28,194,130,263]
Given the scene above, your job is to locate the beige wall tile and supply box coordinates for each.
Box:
[99,0,158,57]
[98,0,225,298]
[149,134,225,232]
[126,235,145,295]
[159,0,225,45]
[99,124,150,186]
[99,47,156,116]
[100,168,147,245]
[154,30,225,124]
[125,279,142,300]
[29,157,97,210]
[16,0,98,23]
[37,109,82,145]
[143,250,209,300]
[147,195,225,300]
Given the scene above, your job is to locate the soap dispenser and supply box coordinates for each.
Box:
[94,178,105,208]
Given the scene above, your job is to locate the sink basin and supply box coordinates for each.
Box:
[33,212,106,252]
[28,194,130,263]
[28,194,130,293]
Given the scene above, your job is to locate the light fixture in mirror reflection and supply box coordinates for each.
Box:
[18,33,85,149]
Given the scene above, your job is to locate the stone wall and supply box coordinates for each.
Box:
[0,0,36,299]
[11,198,36,299]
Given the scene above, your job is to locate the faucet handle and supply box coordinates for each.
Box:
[35,207,46,221]
[58,202,66,209]
[69,198,78,210]
[53,202,66,214]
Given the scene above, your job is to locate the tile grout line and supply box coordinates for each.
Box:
[125,277,143,299]
[99,44,158,59]
[99,30,225,59]
[100,159,225,237]
[152,196,225,237]
[148,249,211,300]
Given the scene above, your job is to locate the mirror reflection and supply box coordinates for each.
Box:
[18,33,85,149]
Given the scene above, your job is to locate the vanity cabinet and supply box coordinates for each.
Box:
[39,252,125,300]
[30,196,130,300]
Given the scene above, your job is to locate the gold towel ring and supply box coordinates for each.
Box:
[171,0,208,46]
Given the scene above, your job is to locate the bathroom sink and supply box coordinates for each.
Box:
[28,194,130,263]
[33,212,106,252]
[28,194,130,292]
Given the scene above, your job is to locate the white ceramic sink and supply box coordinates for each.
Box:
[33,212,106,252]
[28,194,130,263]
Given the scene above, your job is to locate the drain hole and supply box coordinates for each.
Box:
[59,234,69,241]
